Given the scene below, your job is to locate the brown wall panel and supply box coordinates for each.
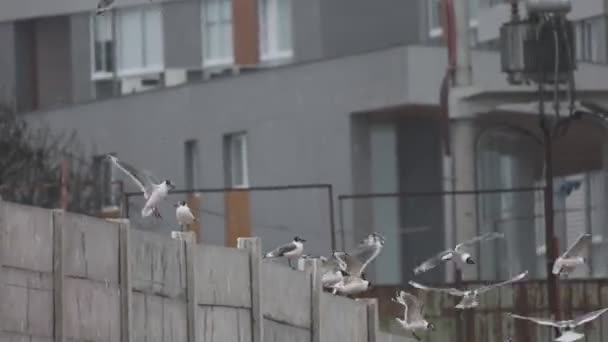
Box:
[225,190,252,247]
[232,0,259,65]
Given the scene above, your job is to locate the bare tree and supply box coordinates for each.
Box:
[0,104,103,215]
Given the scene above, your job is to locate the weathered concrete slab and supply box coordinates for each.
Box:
[377,331,417,342]
[131,292,187,342]
[62,212,120,283]
[0,332,53,342]
[196,245,251,308]
[319,293,367,342]
[263,318,311,342]
[130,230,186,299]
[63,277,121,341]
[261,262,311,328]
[1,265,54,338]
[196,306,251,342]
[1,202,53,272]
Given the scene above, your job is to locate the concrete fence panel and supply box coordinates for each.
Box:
[0,202,54,341]
[1,201,417,342]
[60,212,122,342]
[130,229,187,342]
[319,292,368,342]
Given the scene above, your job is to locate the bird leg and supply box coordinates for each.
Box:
[288,259,292,269]
[152,207,163,219]
[412,332,422,341]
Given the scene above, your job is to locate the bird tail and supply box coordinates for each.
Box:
[263,252,275,259]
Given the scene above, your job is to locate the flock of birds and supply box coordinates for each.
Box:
[106,154,607,342]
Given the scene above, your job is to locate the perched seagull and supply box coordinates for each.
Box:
[329,270,371,297]
[175,201,196,230]
[334,232,385,277]
[96,0,114,15]
[414,232,505,275]
[509,308,608,342]
[392,290,435,341]
[264,236,306,269]
[552,233,592,278]
[106,155,175,218]
[409,271,528,309]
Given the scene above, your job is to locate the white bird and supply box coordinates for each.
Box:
[175,201,196,229]
[298,253,347,288]
[409,271,528,309]
[106,155,175,218]
[413,232,505,275]
[552,233,592,278]
[509,308,608,342]
[264,236,306,269]
[333,232,385,278]
[329,271,371,297]
[392,290,435,341]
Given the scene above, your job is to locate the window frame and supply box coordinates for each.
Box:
[258,0,293,61]
[201,0,234,68]
[226,132,249,188]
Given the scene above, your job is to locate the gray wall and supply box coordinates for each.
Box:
[0,22,16,109]
[0,199,414,342]
[318,0,423,59]
[25,46,414,257]
[162,0,203,69]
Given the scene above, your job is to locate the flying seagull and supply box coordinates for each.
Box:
[509,308,608,342]
[392,290,435,341]
[264,236,306,269]
[552,233,592,278]
[409,270,528,309]
[175,201,196,230]
[106,155,175,218]
[334,232,385,277]
[414,232,505,275]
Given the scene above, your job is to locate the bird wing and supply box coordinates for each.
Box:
[413,250,453,275]
[267,242,297,258]
[320,255,344,273]
[333,251,365,276]
[573,308,608,326]
[561,233,592,259]
[455,232,505,251]
[477,271,528,294]
[349,238,383,273]
[509,313,561,328]
[408,280,466,297]
[399,291,425,321]
[107,155,154,198]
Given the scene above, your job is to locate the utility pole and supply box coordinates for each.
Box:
[452,0,472,87]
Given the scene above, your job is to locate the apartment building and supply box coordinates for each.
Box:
[0,0,422,112]
[6,0,608,285]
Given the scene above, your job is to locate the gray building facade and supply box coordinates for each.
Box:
[5,0,608,285]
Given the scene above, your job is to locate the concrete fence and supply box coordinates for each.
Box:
[0,200,412,342]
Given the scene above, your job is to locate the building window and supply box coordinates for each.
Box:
[224,132,249,188]
[184,139,200,190]
[91,5,164,78]
[91,14,115,78]
[258,0,293,61]
[428,0,442,34]
[575,18,601,63]
[202,0,234,67]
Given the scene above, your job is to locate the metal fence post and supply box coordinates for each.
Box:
[52,209,65,342]
[238,237,263,342]
[327,185,336,252]
[298,258,321,342]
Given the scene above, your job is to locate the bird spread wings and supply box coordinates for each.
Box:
[561,233,592,259]
[394,290,425,322]
[509,313,561,328]
[320,255,345,274]
[573,307,608,326]
[477,271,528,294]
[408,280,466,297]
[334,241,381,276]
[333,251,366,277]
[455,232,505,251]
[107,155,155,198]
[413,250,453,274]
